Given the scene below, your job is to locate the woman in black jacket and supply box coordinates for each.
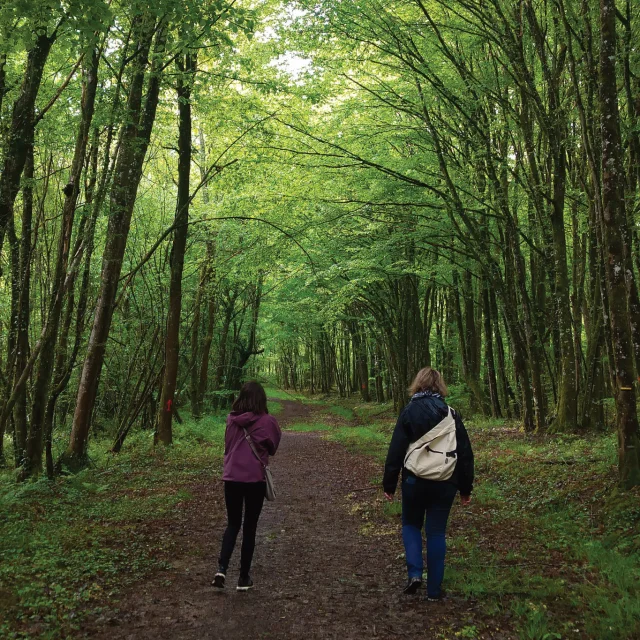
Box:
[383,367,474,601]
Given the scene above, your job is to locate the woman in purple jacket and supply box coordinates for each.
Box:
[213,381,281,591]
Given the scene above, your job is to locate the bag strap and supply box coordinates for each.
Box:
[242,427,267,470]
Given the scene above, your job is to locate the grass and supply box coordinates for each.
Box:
[440,422,640,639]
[263,386,309,402]
[328,423,391,450]
[325,404,355,420]
[352,401,394,421]
[283,421,331,432]
[0,413,225,640]
[268,400,283,415]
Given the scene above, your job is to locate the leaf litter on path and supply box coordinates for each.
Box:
[82,400,513,639]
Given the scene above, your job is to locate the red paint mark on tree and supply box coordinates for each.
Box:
[166,399,173,413]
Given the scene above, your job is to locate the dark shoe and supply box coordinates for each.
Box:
[237,575,254,591]
[426,589,447,602]
[403,577,422,595]
[212,570,226,589]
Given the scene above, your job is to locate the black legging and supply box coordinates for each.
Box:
[218,481,266,577]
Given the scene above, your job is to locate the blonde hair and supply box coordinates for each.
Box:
[408,367,448,397]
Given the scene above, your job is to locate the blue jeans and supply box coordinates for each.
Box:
[401,475,457,598]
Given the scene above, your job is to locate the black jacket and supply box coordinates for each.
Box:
[382,394,474,496]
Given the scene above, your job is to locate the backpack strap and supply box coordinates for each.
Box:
[242,427,267,470]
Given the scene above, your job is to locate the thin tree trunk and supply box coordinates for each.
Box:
[112,327,162,452]
[375,341,384,402]
[189,129,212,418]
[190,257,208,418]
[550,172,578,431]
[349,318,370,402]
[491,288,512,419]
[213,292,236,406]
[22,49,100,478]
[482,285,501,418]
[197,288,216,410]
[12,145,34,466]
[43,132,102,478]
[156,53,195,446]
[454,272,487,413]
[508,218,546,430]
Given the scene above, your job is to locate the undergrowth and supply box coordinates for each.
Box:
[0,414,225,639]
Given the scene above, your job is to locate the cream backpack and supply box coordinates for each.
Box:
[404,408,457,481]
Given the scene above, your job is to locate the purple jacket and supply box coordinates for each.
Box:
[222,411,282,483]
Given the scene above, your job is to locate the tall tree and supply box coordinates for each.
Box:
[63,13,165,468]
[156,52,196,445]
[598,0,640,488]
[21,48,100,478]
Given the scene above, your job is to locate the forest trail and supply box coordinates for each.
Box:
[81,400,508,640]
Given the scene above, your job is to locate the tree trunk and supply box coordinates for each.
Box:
[42,133,103,478]
[599,0,640,488]
[22,49,100,478]
[349,319,370,402]
[550,167,578,431]
[11,145,34,467]
[62,16,164,469]
[213,291,236,407]
[197,285,216,411]
[0,33,55,258]
[375,341,384,402]
[490,288,512,419]
[508,217,546,430]
[454,272,488,413]
[190,244,212,418]
[190,128,213,418]
[482,285,501,418]
[156,53,195,446]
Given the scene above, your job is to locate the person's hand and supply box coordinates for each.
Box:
[384,492,394,502]
[460,494,472,506]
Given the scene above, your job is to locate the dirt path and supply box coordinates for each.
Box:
[82,402,509,639]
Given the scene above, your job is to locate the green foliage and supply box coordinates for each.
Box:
[1,0,640,632]
[450,424,640,639]
[511,602,562,640]
[445,385,473,420]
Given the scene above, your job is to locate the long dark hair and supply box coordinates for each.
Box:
[232,381,269,415]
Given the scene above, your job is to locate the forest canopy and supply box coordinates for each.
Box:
[1,0,640,489]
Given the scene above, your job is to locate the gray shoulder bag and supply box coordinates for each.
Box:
[242,427,276,501]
